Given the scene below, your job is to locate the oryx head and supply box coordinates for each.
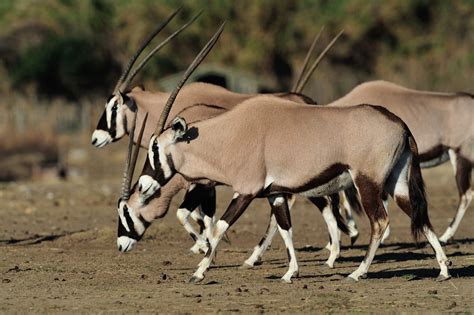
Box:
[136,22,226,200]
[92,7,201,148]
[116,110,154,252]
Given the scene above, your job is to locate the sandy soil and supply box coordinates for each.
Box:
[0,145,473,313]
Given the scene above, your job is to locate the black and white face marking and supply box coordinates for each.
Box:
[91,94,127,148]
[138,135,174,199]
[117,199,150,252]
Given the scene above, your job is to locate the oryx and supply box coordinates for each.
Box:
[138,55,451,284]
[325,80,474,244]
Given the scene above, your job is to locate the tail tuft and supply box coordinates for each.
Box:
[408,135,432,242]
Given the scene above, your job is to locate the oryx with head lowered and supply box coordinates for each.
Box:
[139,60,451,285]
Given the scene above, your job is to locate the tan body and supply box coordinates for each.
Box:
[327,80,473,243]
[148,96,450,282]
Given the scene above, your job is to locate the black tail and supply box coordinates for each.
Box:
[407,135,432,241]
[329,193,350,235]
[343,186,363,216]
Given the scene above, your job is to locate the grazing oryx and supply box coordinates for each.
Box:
[138,50,451,283]
[325,80,474,244]
[114,25,349,268]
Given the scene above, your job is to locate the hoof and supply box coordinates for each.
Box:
[188,275,204,284]
[350,234,359,247]
[446,260,453,267]
[436,274,451,282]
[325,261,335,269]
[222,232,231,244]
[187,250,198,256]
[359,273,368,279]
[345,276,358,282]
[239,263,254,270]
[281,277,292,284]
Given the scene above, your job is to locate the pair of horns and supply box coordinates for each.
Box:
[114,7,202,94]
[120,22,226,200]
[292,27,344,93]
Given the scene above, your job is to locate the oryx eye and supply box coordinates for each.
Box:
[112,103,118,111]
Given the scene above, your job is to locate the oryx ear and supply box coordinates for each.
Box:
[171,117,187,142]
[124,97,137,112]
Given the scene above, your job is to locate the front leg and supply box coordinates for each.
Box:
[177,185,213,254]
[269,194,299,283]
[242,195,296,268]
[189,193,254,283]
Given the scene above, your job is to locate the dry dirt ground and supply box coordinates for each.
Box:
[0,144,473,313]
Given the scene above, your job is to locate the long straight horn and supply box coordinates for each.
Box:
[121,111,138,200]
[122,11,203,90]
[126,113,148,195]
[295,29,344,93]
[114,7,182,93]
[155,21,226,134]
[291,26,324,93]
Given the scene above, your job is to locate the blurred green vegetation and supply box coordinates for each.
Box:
[0,0,473,101]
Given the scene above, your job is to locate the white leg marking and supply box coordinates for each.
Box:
[348,235,382,281]
[440,189,472,242]
[381,199,390,244]
[176,208,206,253]
[278,227,298,283]
[321,204,340,268]
[244,215,278,267]
[192,220,229,280]
[424,227,451,279]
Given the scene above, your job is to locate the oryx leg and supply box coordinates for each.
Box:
[380,192,391,244]
[341,188,360,246]
[189,193,254,283]
[310,196,341,268]
[388,152,451,281]
[439,149,472,243]
[242,195,296,268]
[269,194,299,283]
[177,185,214,254]
[348,175,389,281]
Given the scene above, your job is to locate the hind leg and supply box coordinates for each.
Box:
[341,191,360,246]
[242,195,296,268]
[388,154,451,280]
[380,192,390,244]
[310,196,341,268]
[439,149,472,243]
[348,175,389,281]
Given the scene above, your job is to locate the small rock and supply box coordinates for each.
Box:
[235,287,242,292]
[319,285,324,289]
[160,273,168,280]
[196,299,202,303]
[428,289,438,295]
[447,301,457,309]
[303,284,308,289]
[140,274,148,280]
[335,288,340,291]
[2,279,11,283]
[162,261,172,266]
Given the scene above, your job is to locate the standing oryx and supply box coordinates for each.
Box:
[324,81,474,244]
[141,93,451,283]
[136,42,451,283]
